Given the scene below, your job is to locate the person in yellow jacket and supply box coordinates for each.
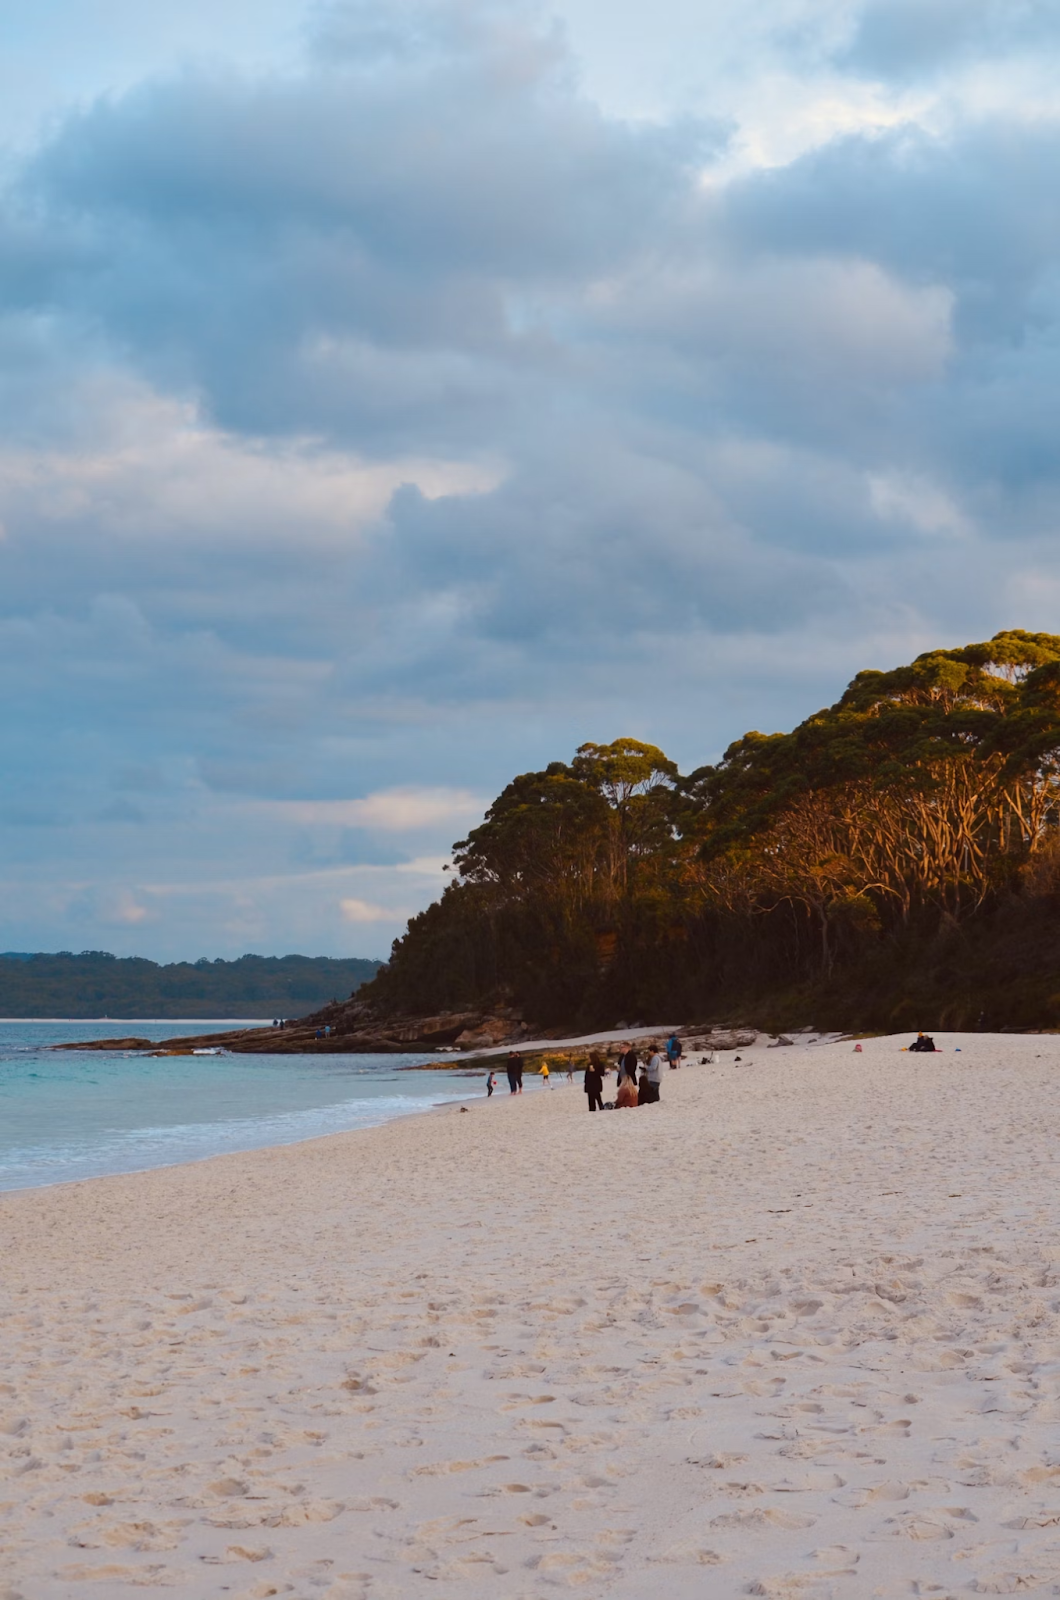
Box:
[540,1060,552,1089]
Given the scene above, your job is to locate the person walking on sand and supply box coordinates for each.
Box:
[540,1060,552,1089]
[506,1051,519,1094]
[512,1050,524,1093]
[666,1032,683,1070]
[486,1071,496,1097]
[583,1053,604,1112]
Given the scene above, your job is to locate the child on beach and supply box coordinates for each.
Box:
[541,1061,552,1089]
[486,1071,496,1097]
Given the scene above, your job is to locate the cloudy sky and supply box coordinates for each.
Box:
[1,0,1057,960]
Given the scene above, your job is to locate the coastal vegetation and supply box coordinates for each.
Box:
[0,951,381,1019]
[359,631,1060,1033]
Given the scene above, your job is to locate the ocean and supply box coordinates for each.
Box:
[0,1021,480,1192]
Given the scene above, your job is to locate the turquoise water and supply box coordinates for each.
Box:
[0,1022,479,1192]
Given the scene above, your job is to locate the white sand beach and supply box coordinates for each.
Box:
[3,1031,1060,1598]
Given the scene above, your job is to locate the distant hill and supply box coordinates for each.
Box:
[0,951,383,1018]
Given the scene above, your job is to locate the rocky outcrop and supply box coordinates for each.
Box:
[53,1036,154,1052]
[52,1002,534,1056]
[680,1027,759,1052]
[453,1017,530,1049]
[54,1011,763,1058]
[706,1029,758,1051]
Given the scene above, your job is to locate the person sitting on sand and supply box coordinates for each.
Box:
[909,1032,937,1053]
[615,1070,640,1109]
[583,1054,604,1112]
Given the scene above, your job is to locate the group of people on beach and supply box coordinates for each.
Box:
[487,1034,684,1111]
[483,1052,530,1096]
[584,1035,681,1110]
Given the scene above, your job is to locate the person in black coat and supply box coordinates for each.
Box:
[584,1053,604,1112]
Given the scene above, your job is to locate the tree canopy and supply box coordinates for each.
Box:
[362,634,1060,1031]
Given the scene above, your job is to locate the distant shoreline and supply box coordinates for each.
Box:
[1,1016,273,1025]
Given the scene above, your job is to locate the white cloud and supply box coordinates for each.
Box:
[340,896,409,922]
[869,471,971,538]
[0,379,501,549]
[252,788,486,831]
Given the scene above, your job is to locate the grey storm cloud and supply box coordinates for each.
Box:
[2,0,1060,956]
[13,10,725,452]
[722,119,1060,492]
[1,0,1058,645]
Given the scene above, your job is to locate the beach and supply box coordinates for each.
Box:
[3,1031,1060,1598]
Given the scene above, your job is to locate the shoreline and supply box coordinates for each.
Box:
[1,1026,887,1196]
[6,1024,777,1198]
[5,1030,1059,1597]
[0,1083,485,1199]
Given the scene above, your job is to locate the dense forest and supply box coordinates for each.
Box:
[360,631,1060,1033]
[0,952,381,1018]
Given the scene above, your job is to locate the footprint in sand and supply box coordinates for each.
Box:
[969,1571,1060,1594]
[834,1480,916,1507]
[1004,1509,1060,1528]
[870,1507,975,1540]
[746,1575,843,1598]
[651,1541,723,1565]
[710,1507,816,1530]
[319,1581,371,1600]
[768,1471,845,1492]
[277,1499,346,1525]
[67,1517,188,1551]
[220,1544,274,1563]
[55,1564,178,1585]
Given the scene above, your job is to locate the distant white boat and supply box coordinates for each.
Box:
[192,1047,223,1056]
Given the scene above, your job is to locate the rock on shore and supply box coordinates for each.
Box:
[53,1007,770,1057]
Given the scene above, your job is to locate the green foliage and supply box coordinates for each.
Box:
[361,632,1060,1030]
[0,952,381,1018]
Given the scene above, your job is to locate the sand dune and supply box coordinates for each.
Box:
[3,1032,1060,1597]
